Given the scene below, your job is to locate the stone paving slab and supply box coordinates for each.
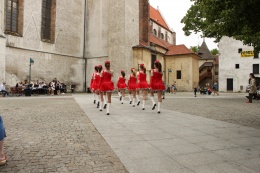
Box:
[74,94,260,173]
[0,96,128,173]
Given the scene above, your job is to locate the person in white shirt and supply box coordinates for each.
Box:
[0,82,9,97]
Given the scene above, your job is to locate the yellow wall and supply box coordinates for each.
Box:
[165,54,199,91]
[133,48,199,91]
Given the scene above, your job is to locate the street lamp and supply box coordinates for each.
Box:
[28,58,34,84]
[168,68,172,85]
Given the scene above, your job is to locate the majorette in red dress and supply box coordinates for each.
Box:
[90,72,95,90]
[117,76,127,89]
[100,70,114,92]
[128,75,137,90]
[136,72,149,89]
[150,69,165,91]
[92,73,101,91]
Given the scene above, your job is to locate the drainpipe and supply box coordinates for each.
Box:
[83,0,87,92]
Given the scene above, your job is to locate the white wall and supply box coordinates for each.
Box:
[219,37,260,92]
[0,0,5,82]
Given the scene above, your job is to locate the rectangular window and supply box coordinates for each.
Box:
[238,48,242,53]
[177,70,181,79]
[254,48,259,58]
[253,64,259,74]
[5,0,18,33]
[235,64,239,69]
[151,54,156,69]
[41,0,52,40]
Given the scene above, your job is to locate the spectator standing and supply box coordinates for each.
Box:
[0,82,9,97]
[246,73,257,103]
[212,81,219,96]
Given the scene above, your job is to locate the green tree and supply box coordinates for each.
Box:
[190,46,199,53]
[211,48,219,55]
[181,0,260,50]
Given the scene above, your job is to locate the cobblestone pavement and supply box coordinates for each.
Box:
[159,92,260,129]
[0,96,128,173]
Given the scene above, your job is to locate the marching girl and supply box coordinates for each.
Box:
[150,60,165,113]
[92,65,102,109]
[91,66,99,104]
[128,68,138,107]
[136,64,149,110]
[100,60,114,115]
[117,70,127,104]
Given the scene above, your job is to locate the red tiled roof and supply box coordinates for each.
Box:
[150,34,172,49]
[166,45,194,56]
[150,6,169,30]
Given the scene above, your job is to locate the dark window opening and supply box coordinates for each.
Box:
[253,64,259,74]
[5,0,19,33]
[238,48,242,53]
[41,0,52,40]
[161,33,164,40]
[254,48,259,58]
[235,64,239,69]
[151,54,156,69]
[153,29,157,36]
[177,70,182,79]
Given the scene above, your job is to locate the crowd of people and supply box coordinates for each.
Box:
[90,60,165,115]
[0,78,67,97]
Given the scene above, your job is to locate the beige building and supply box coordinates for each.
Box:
[133,5,199,91]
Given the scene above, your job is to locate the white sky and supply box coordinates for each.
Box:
[149,0,218,50]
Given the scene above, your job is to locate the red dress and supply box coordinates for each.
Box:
[136,72,149,89]
[92,73,101,91]
[90,73,95,89]
[128,75,137,90]
[117,76,127,89]
[150,69,165,91]
[100,70,114,92]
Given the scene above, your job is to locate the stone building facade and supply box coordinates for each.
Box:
[1,0,86,90]
[219,37,260,92]
[0,0,140,91]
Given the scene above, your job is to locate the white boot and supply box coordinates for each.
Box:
[132,98,136,107]
[129,94,132,104]
[150,96,156,110]
[118,92,122,101]
[104,95,107,109]
[93,93,96,104]
[142,100,145,110]
[121,96,125,104]
[106,103,110,115]
[157,102,161,114]
[100,102,103,111]
[136,95,141,106]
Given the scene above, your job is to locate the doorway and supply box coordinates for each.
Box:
[227,78,233,91]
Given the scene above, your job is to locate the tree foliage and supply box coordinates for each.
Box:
[190,46,199,53]
[211,48,219,55]
[181,0,260,50]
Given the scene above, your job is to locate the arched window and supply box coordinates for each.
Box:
[161,33,164,40]
[153,29,157,36]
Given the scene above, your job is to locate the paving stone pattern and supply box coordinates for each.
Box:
[0,97,128,173]
[161,93,260,129]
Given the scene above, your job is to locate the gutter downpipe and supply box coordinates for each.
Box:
[83,0,87,92]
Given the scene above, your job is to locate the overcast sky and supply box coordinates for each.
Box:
[149,0,218,50]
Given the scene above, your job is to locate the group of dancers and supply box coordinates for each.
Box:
[90,60,165,115]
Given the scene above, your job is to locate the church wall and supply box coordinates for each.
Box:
[0,0,5,82]
[4,0,85,90]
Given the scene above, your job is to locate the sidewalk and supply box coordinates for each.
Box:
[75,94,260,173]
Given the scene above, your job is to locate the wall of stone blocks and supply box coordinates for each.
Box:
[5,48,85,89]
[3,0,86,90]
